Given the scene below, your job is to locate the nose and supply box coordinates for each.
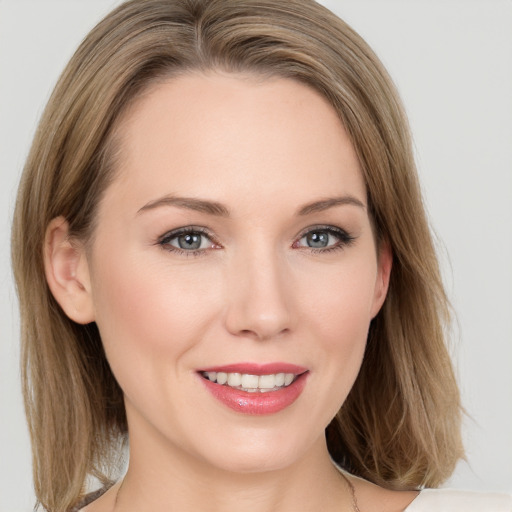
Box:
[223,246,293,341]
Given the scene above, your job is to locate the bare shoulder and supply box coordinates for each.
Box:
[346,473,420,512]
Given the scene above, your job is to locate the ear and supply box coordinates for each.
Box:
[44,217,95,324]
[370,239,393,319]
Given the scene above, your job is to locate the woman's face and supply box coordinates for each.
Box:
[83,72,391,473]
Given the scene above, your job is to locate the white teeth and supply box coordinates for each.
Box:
[216,372,228,385]
[202,371,298,391]
[227,373,242,387]
[258,374,276,389]
[241,374,259,388]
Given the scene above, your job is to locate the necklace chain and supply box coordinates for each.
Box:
[338,471,361,512]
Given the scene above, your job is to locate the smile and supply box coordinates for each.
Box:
[198,363,309,415]
[201,371,297,393]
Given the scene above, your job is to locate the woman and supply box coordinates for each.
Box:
[11,0,511,511]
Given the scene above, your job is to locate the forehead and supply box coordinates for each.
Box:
[106,71,366,213]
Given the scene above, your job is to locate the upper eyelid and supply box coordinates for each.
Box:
[299,225,344,233]
[295,224,350,239]
[158,226,216,242]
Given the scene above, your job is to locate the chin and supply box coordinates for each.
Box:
[193,426,320,475]
[207,446,300,474]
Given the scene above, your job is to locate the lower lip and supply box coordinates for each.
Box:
[199,373,308,415]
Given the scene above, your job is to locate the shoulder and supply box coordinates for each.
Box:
[345,472,420,512]
[345,470,511,512]
[405,489,512,512]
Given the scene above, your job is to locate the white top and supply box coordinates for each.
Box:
[405,489,512,511]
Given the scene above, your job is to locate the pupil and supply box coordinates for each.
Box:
[178,233,201,250]
[307,231,328,248]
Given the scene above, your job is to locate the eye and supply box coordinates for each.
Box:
[301,230,335,249]
[294,226,354,252]
[158,227,219,254]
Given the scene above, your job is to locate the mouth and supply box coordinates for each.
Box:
[197,363,309,415]
[200,371,299,393]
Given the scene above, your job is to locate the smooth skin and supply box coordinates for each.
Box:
[45,72,418,511]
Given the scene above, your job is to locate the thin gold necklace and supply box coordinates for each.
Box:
[338,471,361,512]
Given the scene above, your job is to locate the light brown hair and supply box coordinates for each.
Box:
[11,0,463,510]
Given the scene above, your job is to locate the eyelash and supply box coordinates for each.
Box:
[294,225,356,253]
[157,226,217,257]
[157,225,355,256]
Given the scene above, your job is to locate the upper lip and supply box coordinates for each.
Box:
[197,362,308,375]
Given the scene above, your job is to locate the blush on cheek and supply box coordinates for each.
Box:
[93,260,220,366]
[305,271,376,330]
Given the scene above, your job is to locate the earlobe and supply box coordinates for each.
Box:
[370,240,393,319]
[44,217,95,324]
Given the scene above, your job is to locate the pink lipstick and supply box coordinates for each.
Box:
[197,362,309,415]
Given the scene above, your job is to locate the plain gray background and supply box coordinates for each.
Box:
[1,1,511,510]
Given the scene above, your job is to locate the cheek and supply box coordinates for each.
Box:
[310,282,371,382]
[297,255,378,402]
[299,255,378,341]
[89,252,222,381]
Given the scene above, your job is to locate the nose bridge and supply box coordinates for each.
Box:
[224,238,292,340]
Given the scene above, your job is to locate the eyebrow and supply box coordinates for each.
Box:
[137,194,365,217]
[296,196,366,215]
[137,196,230,217]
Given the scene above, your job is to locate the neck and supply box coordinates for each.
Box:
[116,428,352,512]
